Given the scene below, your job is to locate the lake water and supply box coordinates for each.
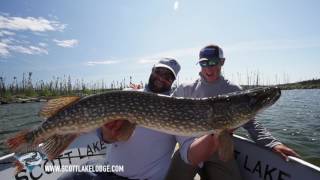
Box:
[0,89,319,166]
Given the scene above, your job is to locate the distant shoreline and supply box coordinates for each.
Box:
[0,96,48,105]
[242,79,320,90]
[277,79,320,90]
[1,79,320,105]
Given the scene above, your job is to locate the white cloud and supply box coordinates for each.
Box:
[0,15,69,58]
[9,45,48,55]
[53,39,79,48]
[87,60,119,66]
[137,58,158,64]
[0,15,65,32]
[0,39,48,57]
[0,42,10,57]
[38,42,47,47]
[174,1,179,11]
[1,38,14,44]
[29,45,48,54]
[0,30,15,37]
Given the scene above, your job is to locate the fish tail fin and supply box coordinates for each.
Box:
[42,134,78,160]
[6,130,34,152]
[218,130,234,162]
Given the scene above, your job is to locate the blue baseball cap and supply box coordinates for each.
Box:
[154,57,181,78]
[199,44,225,62]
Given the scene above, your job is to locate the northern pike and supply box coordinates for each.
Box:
[7,87,281,163]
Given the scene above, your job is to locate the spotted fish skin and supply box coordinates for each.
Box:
[7,87,281,159]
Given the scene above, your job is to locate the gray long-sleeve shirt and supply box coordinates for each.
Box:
[172,74,282,148]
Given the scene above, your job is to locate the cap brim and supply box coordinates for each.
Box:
[198,57,222,62]
[199,58,209,62]
[154,64,176,78]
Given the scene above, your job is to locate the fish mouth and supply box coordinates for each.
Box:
[248,86,281,111]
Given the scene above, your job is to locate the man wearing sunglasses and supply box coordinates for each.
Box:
[166,44,299,180]
[99,58,188,180]
[59,58,189,180]
[60,58,223,180]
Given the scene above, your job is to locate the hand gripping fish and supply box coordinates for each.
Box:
[7,87,281,168]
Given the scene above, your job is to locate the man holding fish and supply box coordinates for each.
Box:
[6,45,291,180]
[165,44,300,180]
[99,58,223,180]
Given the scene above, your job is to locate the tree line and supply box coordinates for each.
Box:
[0,72,144,101]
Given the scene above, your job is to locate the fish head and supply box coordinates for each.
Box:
[207,87,281,130]
[245,86,281,113]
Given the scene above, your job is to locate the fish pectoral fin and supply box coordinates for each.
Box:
[6,130,34,152]
[42,134,78,160]
[115,121,136,142]
[39,96,81,119]
[217,130,234,162]
[13,160,24,174]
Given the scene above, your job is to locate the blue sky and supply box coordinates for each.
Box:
[1,0,320,87]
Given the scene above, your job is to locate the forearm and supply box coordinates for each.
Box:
[187,134,219,166]
[243,119,281,148]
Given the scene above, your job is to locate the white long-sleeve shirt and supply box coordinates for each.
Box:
[99,86,194,180]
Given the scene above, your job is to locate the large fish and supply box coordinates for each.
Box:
[7,87,281,163]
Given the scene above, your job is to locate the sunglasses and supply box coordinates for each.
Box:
[199,59,220,67]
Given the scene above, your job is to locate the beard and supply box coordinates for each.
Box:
[148,74,171,93]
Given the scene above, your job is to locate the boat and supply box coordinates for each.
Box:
[233,134,320,180]
[1,133,319,180]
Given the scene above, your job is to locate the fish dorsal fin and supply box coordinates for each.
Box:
[39,96,81,119]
